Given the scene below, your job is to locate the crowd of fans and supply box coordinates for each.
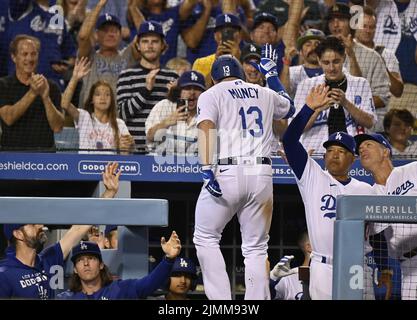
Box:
[0,0,416,156]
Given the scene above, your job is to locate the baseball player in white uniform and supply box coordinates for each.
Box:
[193,46,295,300]
[270,232,312,300]
[293,36,377,155]
[283,84,375,299]
[356,133,417,300]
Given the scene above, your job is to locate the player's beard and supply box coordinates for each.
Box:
[22,228,47,252]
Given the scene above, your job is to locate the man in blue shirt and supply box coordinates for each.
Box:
[0,162,120,299]
[57,230,181,300]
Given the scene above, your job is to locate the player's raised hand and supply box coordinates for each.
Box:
[161,231,181,259]
[270,255,297,281]
[249,43,278,78]
[305,84,332,110]
[101,162,121,198]
[201,165,222,197]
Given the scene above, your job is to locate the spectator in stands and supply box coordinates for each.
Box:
[127,0,199,65]
[293,36,377,154]
[165,57,191,91]
[0,0,9,77]
[117,20,178,153]
[240,42,263,86]
[166,57,191,76]
[60,0,89,43]
[354,6,404,132]
[61,57,134,154]
[145,70,205,156]
[87,0,131,41]
[348,0,401,53]
[104,225,118,249]
[280,29,325,98]
[0,162,120,299]
[389,0,417,119]
[250,5,303,76]
[6,0,77,91]
[192,13,242,86]
[181,0,252,64]
[383,108,417,157]
[327,2,391,122]
[77,0,139,109]
[57,231,182,299]
[0,35,64,151]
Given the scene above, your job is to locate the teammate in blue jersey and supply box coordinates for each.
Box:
[282,85,376,299]
[57,231,182,300]
[0,162,120,299]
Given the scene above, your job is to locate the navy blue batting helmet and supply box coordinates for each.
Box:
[211,54,246,82]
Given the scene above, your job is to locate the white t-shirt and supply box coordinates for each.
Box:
[197,80,291,160]
[145,99,198,155]
[76,109,130,154]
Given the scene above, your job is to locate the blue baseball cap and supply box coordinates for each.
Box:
[3,224,25,241]
[323,131,356,154]
[253,12,280,30]
[96,13,122,30]
[104,225,118,237]
[178,71,205,91]
[215,14,241,31]
[354,133,392,155]
[71,241,102,264]
[171,257,197,278]
[137,20,165,39]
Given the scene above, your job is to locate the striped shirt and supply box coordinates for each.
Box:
[117,66,178,152]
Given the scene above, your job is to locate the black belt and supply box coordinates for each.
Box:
[403,248,417,259]
[217,157,272,165]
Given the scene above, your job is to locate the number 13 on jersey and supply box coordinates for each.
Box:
[239,106,264,137]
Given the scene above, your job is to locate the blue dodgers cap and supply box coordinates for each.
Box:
[3,224,25,240]
[104,225,117,237]
[178,71,206,91]
[171,257,197,278]
[71,241,102,264]
[323,131,356,154]
[354,133,392,155]
[215,13,242,30]
[137,20,165,39]
[253,12,280,30]
[96,13,122,30]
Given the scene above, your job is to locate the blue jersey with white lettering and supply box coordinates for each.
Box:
[0,243,64,299]
[7,0,76,90]
[395,1,417,84]
[0,0,8,77]
[57,257,174,300]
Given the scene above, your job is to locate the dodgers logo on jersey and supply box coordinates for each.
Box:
[180,258,188,268]
[383,15,398,35]
[388,180,415,195]
[320,194,336,219]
